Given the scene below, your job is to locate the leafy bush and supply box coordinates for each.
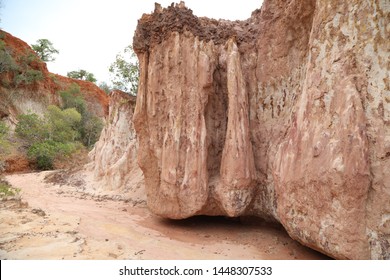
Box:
[79,111,104,147]
[16,106,85,170]
[14,69,44,85]
[1,39,43,86]
[27,141,56,170]
[0,40,19,74]
[20,52,40,66]
[15,113,49,144]
[46,105,81,142]
[0,121,10,151]
[27,140,78,170]
[14,83,105,170]
[59,84,103,147]
[59,83,87,115]
[16,106,82,145]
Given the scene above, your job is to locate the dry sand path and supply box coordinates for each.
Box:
[0,171,328,260]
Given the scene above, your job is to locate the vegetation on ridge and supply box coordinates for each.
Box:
[13,83,103,170]
[0,35,43,88]
[31,38,59,62]
[67,69,97,83]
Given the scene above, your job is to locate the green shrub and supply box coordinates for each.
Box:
[59,83,87,115]
[59,84,103,147]
[49,73,58,83]
[20,52,40,66]
[0,40,19,74]
[0,121,11,171]
[79,111,104,147]
[67,69,97,83]
[46,105,81,143]
[27,141,57,170]
[14,85,105,170]
[27,140,78,170]
[1,38,44,87]
[17,106,84,170]
[14,69,44,85]
[16,113,49,144]
[0,178,20,198]
[16,106,81,146]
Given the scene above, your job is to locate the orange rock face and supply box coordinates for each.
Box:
[132,0,389,259]
[0,30,109,173]
[0,30,108,124]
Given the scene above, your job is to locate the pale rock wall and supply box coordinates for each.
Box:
[88,91,145,203]
[132,0,390,259]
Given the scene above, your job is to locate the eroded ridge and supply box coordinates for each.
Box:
[132,0,390,259]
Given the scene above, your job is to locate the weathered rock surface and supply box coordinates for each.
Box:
[88,90,145,203]
[133,0,390,259]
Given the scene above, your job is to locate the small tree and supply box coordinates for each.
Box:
[98,81,111,94]
[31,39,59,62]
[59,83,87,116]
[67,69,97,83]
[85,72,97,83]
[109,45,139,95]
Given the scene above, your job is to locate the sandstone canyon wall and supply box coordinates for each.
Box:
[88,90,145,204]
[132,0,389,259]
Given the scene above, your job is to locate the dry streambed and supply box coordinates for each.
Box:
[0,171,329,260]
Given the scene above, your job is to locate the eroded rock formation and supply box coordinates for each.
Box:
[132,0,389,259]
[88,90,145,203]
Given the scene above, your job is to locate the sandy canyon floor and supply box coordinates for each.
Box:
[0,171,329,260]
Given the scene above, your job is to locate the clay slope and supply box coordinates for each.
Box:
[132,0,390,259]
[0,30,108,126]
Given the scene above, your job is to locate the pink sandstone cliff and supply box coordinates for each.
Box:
[131,0,389,259]
[88,90,145,204]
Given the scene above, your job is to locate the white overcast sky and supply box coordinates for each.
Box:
[1,0,263,84]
